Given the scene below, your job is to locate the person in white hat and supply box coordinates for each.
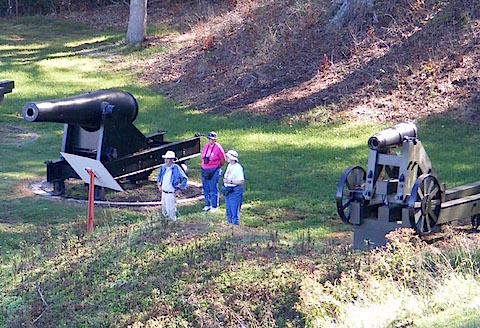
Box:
[200,131,226,213]
[222,149,245,225]
[156,150,188,221]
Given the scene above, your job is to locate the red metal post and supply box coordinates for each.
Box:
[86,168,95,232]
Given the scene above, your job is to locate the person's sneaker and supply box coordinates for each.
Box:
[210,207,218,213]
[202,206,210,212]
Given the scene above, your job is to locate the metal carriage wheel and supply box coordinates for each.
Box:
[408,174,442,234]
[336,166,366,224]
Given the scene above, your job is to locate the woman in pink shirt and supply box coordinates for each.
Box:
[201,131,226,212]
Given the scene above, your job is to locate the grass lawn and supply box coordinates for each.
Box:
[2,16,480,327]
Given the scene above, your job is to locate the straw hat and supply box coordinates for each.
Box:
[226,150,238,162]
[162,150,176,159]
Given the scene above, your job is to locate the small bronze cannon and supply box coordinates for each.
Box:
[337,122,480,249]
[23,89,200,197]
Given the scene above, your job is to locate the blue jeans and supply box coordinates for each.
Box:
[225,185,243,225]
[201,167,221,208]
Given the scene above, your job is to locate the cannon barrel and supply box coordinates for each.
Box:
[368,122,417,150]
[0,80,14,102]
[22,90,138,131]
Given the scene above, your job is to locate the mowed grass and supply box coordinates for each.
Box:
[2,16,480,327]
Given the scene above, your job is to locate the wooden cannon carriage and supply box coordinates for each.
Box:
[337,122,480,249]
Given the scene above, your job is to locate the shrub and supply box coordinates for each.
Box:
[298,228,480,327]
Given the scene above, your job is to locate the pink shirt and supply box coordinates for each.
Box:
[201,143,226,169]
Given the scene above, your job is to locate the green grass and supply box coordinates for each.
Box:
[2,15,480,327]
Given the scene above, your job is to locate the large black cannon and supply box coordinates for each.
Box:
[23,89,201,197]
[337,122,480,249]
[0,80,14,102]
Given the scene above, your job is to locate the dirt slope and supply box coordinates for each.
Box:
[70,0,480,123]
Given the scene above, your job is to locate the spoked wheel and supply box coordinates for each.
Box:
[336,166,366,224]
[408,174,442,234]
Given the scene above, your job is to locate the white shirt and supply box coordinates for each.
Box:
[162,166,175,192]
[224,162,244,187]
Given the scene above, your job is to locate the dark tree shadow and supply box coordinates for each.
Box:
[148,1,480,122]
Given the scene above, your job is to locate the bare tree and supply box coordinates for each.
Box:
[126,0,147,44]
[327,0,374,30]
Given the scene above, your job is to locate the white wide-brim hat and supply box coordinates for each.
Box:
[162,150,176,159]
[226,150,238,162]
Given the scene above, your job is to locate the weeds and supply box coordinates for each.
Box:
[299,228,480,327]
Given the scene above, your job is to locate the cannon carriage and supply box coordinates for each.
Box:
[23,89,201,197]
[337,122,480,249]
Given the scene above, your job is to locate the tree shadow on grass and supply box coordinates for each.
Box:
[3,217,311,327]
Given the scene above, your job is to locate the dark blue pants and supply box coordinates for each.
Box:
[201,168,221,208]
[225,185,243,225]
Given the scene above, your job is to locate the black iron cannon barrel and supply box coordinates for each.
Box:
[0,80,14,94]
[22,90,138,131]
[368,122,418,150]
[0,80,14,102]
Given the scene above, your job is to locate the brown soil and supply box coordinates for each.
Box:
[0,124,37,145]
[38,175,203,203]
[64,0,480,124]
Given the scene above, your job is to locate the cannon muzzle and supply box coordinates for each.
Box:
[22,90,138,131]
[368,122,417,150]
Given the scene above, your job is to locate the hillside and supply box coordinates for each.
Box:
[68,0,480,123]
[2,1,480,327]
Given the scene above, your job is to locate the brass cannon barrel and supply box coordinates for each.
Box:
[368,122,417,150]
[22,90,138,131]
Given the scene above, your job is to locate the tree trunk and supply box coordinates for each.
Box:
[126,0,147,44]
[327,0,374,30]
